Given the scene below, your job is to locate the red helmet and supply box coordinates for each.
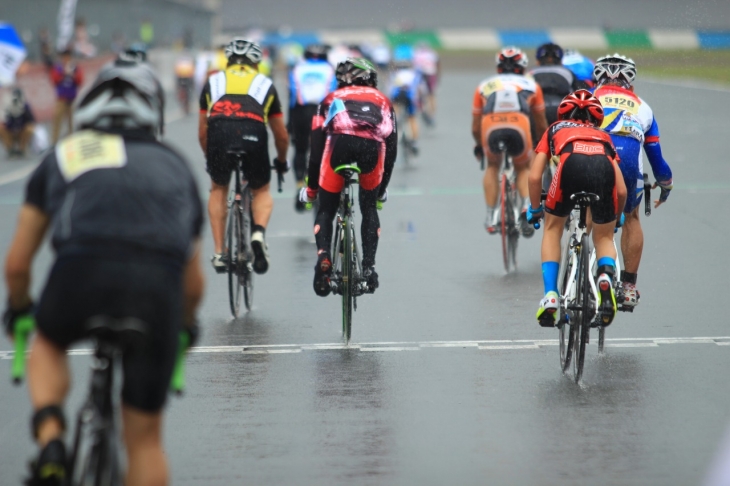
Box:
[557,89,604,126]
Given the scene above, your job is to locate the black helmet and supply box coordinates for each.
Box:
[304,44,328,61]
[75,63,163,136]
[536,42,564,64]
[335,57,378,88]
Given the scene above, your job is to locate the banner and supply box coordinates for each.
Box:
[0,23,26,86]
[56,0,78,51]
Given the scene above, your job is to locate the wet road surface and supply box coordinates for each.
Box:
[0,72,729,485]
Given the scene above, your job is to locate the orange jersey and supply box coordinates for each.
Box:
[472,74,545,117]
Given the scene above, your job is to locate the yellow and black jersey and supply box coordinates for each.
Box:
[199,64,283,124]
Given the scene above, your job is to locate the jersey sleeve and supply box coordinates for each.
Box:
[264,84,283,119]
[535,130,551,155]
[530,84,546,113]
[472,87,484,115]
[198,79,211,113]
[642,116,672,182]
[25,154,53,211]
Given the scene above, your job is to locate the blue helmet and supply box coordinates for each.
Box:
[393,44,414,63]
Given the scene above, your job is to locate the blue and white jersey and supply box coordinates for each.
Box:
[563,52,594,83]
[389,67,423,101]
[288,59,336,107]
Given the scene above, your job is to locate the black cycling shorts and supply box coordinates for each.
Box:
[545,153,618,224]
[36,251,183,412]
[206,119,270,189]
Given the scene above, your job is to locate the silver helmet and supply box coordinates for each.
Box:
[593,53,637,88]
[225,37,263,64]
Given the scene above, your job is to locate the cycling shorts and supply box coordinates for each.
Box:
[36,249,183,412]
[481,112,533,165]
[392,88,417,117]
[206,119,270,189]
[319,134,384,193]
[610,134,644,213]
[546,153,618,224]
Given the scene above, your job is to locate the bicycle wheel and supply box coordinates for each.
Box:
[341,215,354,342]
[598,326,605,353]
[241,191,254,311]
[558,251,575,372]
[507,185,519,270]
[573,234,591,383]
[227,201,243,317]
[499,174,510,272]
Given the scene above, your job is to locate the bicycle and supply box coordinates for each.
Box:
[329,164,367,343]
[11,316,190,486]
[551,192,600,383]
[392,93,417,166]
[225,150,284,317]
[492,140,521,273]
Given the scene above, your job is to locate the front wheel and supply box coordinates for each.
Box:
[341,216,354,343]
[227,202,243,317]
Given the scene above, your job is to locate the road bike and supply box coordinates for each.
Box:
[11,316,190,486]
[225,150,284,317]
[492,140,521,273]
[393,93,417,166]
[329,164,367,343]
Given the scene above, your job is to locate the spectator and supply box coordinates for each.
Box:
[49,48,83,144]
[0,87,35,158]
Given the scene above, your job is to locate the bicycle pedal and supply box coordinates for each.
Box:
[538,314,557,328]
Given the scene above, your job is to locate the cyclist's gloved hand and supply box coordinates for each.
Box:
[376,189,388,210]
[526,203,544,227]
[654,179,672,206]
[614,212,626,233]
[299,187,317,210]
[473,145,484,161]
[273,158,290,174]
[3,301,34,337]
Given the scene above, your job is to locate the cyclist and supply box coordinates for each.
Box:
[3,63,204,486]
[198,37,289,274]
[592,53,673,307]
[389,44,423,155]
[563,49,595,89]
[288,44,337,212]
[526,90,627,326]
[471,47,548,237]
[174,51,196,114]
[529,42,579,126]
[298,58,397,296]
[413,41,440,125]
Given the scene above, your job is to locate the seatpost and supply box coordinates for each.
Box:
[578,202,588,229]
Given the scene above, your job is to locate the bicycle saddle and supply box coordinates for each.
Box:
[570,192,600,205]
[334,164,361,181]
[85,316,149,350]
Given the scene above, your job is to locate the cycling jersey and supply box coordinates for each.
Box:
[536,121,620,223]
[288,59,336,107]
[562,52,594,86]
[199,64,283,124]
[309,86,397,193]
[50,63,83,101]
[26,129,203,260]
[473,74,545,164]
[593,85,672,211]
[414,47,439,76]
[529,65,577,125]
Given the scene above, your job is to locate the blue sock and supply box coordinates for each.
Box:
[597,257,616,270]
[542,261,559,295]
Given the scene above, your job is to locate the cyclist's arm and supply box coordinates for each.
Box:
[529,152,549,210]
[183,240,204,328]
[4,205,49,310]
[269,116,289,161]
[198,80,210,153]
[380,108,398,194]
[643,117,672,183]
[471,113,482,146]
[530,86,549,140]
[613,159,628,215]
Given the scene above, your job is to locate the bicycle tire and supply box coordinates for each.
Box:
[342,215,353,342]
[558,250,574,372]
[227,201,242,318]
[507,185,519,270]
[500,174,509,272]
[242,190,254,311]
[574,233,591,383]
[598,326,605,353]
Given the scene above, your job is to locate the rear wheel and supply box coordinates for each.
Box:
[341,216,354,342]
[227,202,243,318]
[500,174,509,272]
[559,252,574,372]
[241,192,254,311]
[574,234,591,383]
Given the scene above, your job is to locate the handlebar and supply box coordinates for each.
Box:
[643,173,652,216]
[533,192,548,230]
[11,315,35,384]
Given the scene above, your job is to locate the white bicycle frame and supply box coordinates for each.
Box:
[558,209,599,324]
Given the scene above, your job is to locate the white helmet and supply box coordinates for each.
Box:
[225,37,263,64]
[75,64,162,136]
[593,53,636,88]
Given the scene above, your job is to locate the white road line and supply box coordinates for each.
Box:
[2,336,728,358]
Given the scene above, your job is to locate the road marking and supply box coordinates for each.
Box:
[2,336,728,359]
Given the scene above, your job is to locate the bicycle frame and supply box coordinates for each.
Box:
[331,168,364,296]
[559,210,599,324]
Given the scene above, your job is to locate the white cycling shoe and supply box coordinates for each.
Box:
[619,282,640,307]
[536,291,559,327]
[251,231,269,274]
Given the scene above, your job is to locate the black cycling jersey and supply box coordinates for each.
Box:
[25,129,203,262]
[529,65,578,98]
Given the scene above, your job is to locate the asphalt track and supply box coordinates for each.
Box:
[0,71,729,485]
